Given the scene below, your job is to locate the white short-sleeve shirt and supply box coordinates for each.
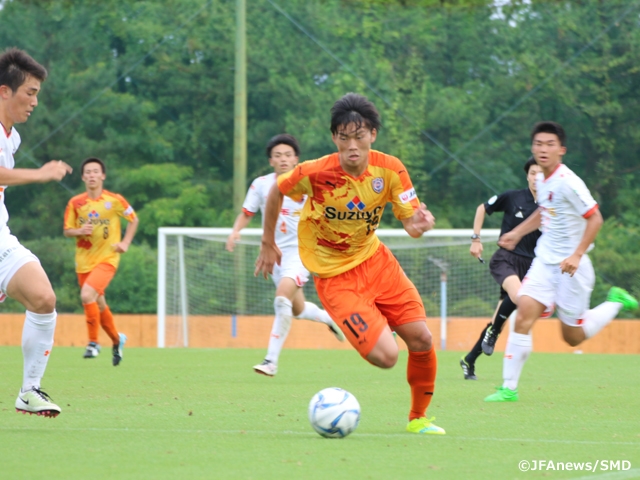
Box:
[242,172,306,250]
[534,163,599,264]
[0,126,21,232]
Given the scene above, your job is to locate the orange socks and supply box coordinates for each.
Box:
[407,347,437,421]
[83,302,100,343]
[100,306,120,345]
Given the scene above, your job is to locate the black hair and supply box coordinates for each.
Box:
[330,93,381,134]
[0,48,47,92]
[530,121,566,146]
[524,156,538,174]
[81,157,106,174]
[265,134,300,157]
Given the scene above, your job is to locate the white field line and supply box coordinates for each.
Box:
[1,426,639,446]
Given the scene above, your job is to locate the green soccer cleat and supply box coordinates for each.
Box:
[606,287,638,311]
[406,417,446,435]
[484,386,519,402]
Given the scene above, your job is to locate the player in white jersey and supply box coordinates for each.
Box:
[0,48,73,417]
[226,134,344,376]
[485,121,638,402]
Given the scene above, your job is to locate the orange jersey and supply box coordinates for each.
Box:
[63,190,137,273]
[277,150,420,278]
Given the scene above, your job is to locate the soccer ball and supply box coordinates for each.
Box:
[308,387,360,438]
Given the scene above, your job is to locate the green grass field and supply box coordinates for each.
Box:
[0,347,638,480]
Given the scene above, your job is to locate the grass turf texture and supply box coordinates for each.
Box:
[0,347,639,480]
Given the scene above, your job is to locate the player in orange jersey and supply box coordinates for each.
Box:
[63,157,139,366]
[256,93,445,435]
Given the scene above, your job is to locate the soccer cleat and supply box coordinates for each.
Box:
[406,417,446,435]
[83,342,100,358]
[607,287,638,311]
[484,386,519,402]
[327,320,346,342]
[253,359,277,377]
[112,333,127,366]
[15,387,61,418]
[481,325,500,356]
[459,357,477,380]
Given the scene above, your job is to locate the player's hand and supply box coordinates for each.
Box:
[254,242,282,280]
[39,160,72,182]
[411,203,435,234]
[498,231,520,251]
[560,253,581,277]
[113,241,130,254]
[79,224,93,236]
[470,240,483,259]
[226,232,241,252]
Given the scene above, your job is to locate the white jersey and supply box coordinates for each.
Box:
[0,126,20,232]
[242,172,305,249]
[534,163,598,264]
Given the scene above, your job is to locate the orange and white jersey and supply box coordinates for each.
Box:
[278,150,419,278]
[63,190,137,273]
[242,172,305,249]
[0,125,21,232]
[535,163,599,264]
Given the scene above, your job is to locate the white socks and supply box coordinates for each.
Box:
[265,297,293,364]
[22,310,56,391]
[502,332,532,391]
[581,301,622,339]
[295,301,333,326]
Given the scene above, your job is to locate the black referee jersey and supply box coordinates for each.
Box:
[484,188,540,258]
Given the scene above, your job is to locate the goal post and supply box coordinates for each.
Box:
[157,227,501,349]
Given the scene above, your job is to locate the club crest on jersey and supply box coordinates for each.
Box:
[372,177,384,193]
[346,196,366,211]
[548,192,554,201]
[399,188,417,204]
[104,201,112,210]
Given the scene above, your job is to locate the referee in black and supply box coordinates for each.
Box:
[460,157,542,380]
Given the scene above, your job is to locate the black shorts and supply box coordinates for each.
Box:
[489,248,533,299]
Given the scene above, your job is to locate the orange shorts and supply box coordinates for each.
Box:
[77,263,117,296]
[314,243,426,358]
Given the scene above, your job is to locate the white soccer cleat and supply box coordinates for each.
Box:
[83,342,100,359]
[15,387,61,418]
[253,359,277,377]
[327,320,346,342]
[113,333,127,366]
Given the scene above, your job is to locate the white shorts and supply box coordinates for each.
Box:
[0,228,40,301]
[271,246,309,288]
[518,256,595,326]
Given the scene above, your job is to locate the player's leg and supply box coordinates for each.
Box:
[485,258,554,402]
[481,277,519,355]
[557,256,637,346]
[291,289,345,342]
[97,294,127,366]
[6,260,61,417]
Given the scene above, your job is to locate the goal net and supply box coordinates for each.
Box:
[158,227,501,349]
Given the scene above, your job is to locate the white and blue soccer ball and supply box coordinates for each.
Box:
[308,387,360,438]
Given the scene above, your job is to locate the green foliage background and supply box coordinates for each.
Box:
[0,0,638,314]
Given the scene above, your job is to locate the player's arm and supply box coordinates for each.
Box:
[63,225,93,237]
[63,201,92,237]
[498,208,541,251]
[400,202,435,238]
[114,216,139,254]
[0,161,72,185]
[470,203,485,259]
[254,183,283,279]
[560,208,603,276]
[226,212,253,252]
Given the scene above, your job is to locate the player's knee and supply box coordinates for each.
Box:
[563,336,583,347]
[366,350,398,369]
[403,329,433,351]
[30,289,56,314]
[80,289,97,305]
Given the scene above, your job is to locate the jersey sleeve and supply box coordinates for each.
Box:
[277,162,313,202]
[388,159,419,221]
[115,194,137,222]
[241,178,262,216]
[63,200,77,230]
[484,191,511,215]
[564,174,598,218]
